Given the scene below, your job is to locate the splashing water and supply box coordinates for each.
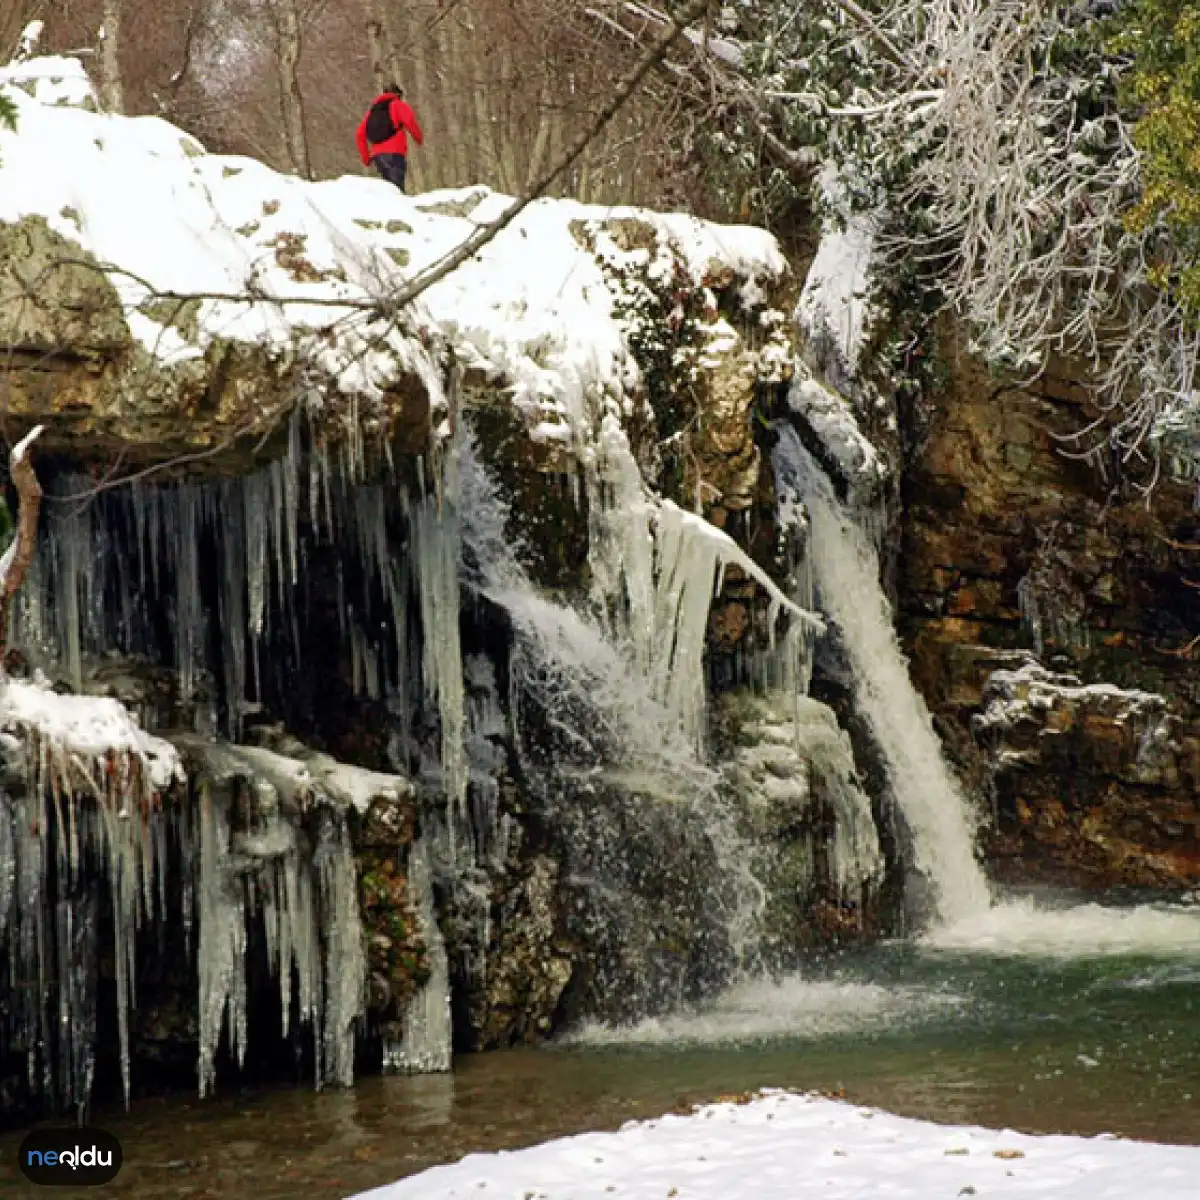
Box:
[564,974,961,1047]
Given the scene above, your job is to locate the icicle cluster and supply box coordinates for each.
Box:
[15,415,459,758]
[586,416,822,752]
[181,738,419,1096]
[0,673,429,1108]
[0,678,184,1112]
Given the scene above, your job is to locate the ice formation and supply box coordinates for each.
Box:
[384,838,452,1074]
[0,676,184,1109]
[0,49,907,1110]
[586,417,822,752]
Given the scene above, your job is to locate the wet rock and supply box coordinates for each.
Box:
[972,657,1199,890]
[897,323,1200,892]
[714,690,884,963]
[461,855,574,1049]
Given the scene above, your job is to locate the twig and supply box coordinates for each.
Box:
[384,0,712,310]
[0,425,45,660]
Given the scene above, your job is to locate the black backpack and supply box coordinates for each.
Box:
[365,96,398,144]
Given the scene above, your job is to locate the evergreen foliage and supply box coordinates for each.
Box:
[1110,1,1200,317]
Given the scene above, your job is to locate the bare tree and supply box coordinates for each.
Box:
[364,6,392,92]
[270,0,314,177]
[99,0,124,112]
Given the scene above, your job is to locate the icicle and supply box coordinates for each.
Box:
[54,498,87,693]
[285,412,302,588]
[245,472,269,639]
[216,483,249,735]
[174,485,205,702]
[384,838,451,1074]
[94,776,145,1107]
[196,781,247,1098]
[409,492,468,861]
[314,811,366,1088]
[646,502,721,751]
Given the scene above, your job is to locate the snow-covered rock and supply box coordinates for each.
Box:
[796,167,878,396]
[0,55,790,470]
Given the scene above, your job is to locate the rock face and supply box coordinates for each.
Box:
[1,53,894,1117]
[897,334,1200,892]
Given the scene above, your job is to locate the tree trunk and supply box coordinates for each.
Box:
[1,1,46,66]
[100,0,125,113]
[366,16,389,92]
[276,0,311,178]
[0,427,44,661]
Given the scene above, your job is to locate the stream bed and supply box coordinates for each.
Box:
[2,901,1197,1198]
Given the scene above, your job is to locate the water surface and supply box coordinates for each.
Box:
[3,903,1197,1198]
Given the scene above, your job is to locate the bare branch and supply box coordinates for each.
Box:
[0,425,45,661]
[386,0,712,308]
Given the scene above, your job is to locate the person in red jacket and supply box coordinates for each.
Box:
[356,84,423,193]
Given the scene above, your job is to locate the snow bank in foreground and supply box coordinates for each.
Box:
[350,1090,1200,1199]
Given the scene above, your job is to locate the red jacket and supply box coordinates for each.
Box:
[356,94,424,164]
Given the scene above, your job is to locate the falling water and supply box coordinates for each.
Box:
[772,425,991,925]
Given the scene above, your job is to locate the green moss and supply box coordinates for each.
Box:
[1107,1,1200,320]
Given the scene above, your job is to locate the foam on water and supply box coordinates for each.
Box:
[922,898,1200,959]
[563,976,962,1047]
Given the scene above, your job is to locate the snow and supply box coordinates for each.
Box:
[786,374,885,496]
[0,672,183,791]
[976,658,1165,726]
[797,167,878,386]
[14,22,44,63]
[350,1090,1200,1200]
[0,57,790,445]
[10,423,43,464]
[0,424,39,592]
[0,55,96,108]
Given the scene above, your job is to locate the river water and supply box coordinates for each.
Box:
[3,897,1197,1199]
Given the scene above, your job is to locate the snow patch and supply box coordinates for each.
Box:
[786,374,885,498]
[351,1089,1200,1200]
[1,57,793,452]
[797,167,878,388]
[0,672,184,792]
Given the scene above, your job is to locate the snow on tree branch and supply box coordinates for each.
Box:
[737,0,1200,484]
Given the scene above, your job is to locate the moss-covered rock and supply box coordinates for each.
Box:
[0,213,435,471]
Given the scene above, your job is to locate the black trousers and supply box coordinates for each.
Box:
[373,153,407,193]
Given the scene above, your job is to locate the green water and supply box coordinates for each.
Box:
[2,936,1197,1198]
